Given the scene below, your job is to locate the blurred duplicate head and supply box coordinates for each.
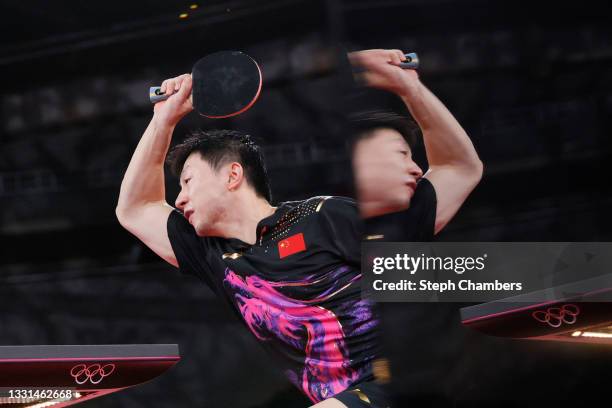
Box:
[350,110,424,217]
[349,109,420,148]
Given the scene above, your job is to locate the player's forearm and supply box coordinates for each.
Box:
[401,82,482,171]
[116,115,174,215]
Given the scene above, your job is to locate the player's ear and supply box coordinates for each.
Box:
[227,162,244,191]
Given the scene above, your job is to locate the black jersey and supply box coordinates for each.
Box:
[167,178,437,404]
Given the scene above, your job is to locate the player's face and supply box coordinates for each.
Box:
[352,128,423,216]
[175,152,230,236]
[393,130,423,202]
[385,129,423,205]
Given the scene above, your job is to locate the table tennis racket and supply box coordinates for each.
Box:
[149,50,262,119]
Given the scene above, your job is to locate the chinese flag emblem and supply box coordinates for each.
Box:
[278,233,306,259]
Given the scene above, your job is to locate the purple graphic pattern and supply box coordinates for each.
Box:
[223,266,372,402]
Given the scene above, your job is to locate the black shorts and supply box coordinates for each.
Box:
[332,381,391,408]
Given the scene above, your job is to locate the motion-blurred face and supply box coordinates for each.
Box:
[174,152,232,236]
[352,127,423,217]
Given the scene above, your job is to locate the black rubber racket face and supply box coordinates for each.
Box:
[192,51,262,118]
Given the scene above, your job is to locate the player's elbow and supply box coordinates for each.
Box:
[459,145,484,187]
[115,205,129,228]
[457,158,483,190]
[115,196,146,228]
[115,204,137,229]
[471,159,484,186]
[458,161,483,198]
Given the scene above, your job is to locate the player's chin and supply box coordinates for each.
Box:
[380,189,413,212]
[193,222,208,237]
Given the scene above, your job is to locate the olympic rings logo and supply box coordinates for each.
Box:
[70,363,116,385]
[532,304,580,328]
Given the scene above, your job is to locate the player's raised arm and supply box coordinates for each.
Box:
[115,74,193,266]
[349,49,483,234]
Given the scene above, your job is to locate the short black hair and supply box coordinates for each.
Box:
[349,110,420,149]
[166,129,272,202]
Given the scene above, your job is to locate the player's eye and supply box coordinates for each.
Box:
[185,177,191,184]
[399,150,408,156]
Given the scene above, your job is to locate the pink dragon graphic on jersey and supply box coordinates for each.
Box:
[223,266,365,402]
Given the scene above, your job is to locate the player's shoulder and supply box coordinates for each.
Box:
[306,195,357,216]
[278,196,357,219]
[317,195,356,210]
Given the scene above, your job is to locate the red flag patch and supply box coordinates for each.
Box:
[278,233,306,259]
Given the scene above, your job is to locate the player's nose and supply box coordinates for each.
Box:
[408,161,423,179]
[175,190,188,211]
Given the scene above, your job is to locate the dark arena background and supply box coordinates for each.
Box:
[1,1,611,407]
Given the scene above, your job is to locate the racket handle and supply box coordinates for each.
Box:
[399,52,419,69]
[149,86,169,103]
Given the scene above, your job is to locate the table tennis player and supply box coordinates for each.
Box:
[115,48,482,407]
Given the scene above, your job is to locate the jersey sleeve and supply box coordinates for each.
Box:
[364,177,438,241]
[318,196,363,266]
[166,209,219,293]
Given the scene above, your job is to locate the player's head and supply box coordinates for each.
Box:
[350,110,423,205]
[349,109,419,150]
[167,129,271,235]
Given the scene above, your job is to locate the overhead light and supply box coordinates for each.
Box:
[179,13,189,19]
[190,4,199,9]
